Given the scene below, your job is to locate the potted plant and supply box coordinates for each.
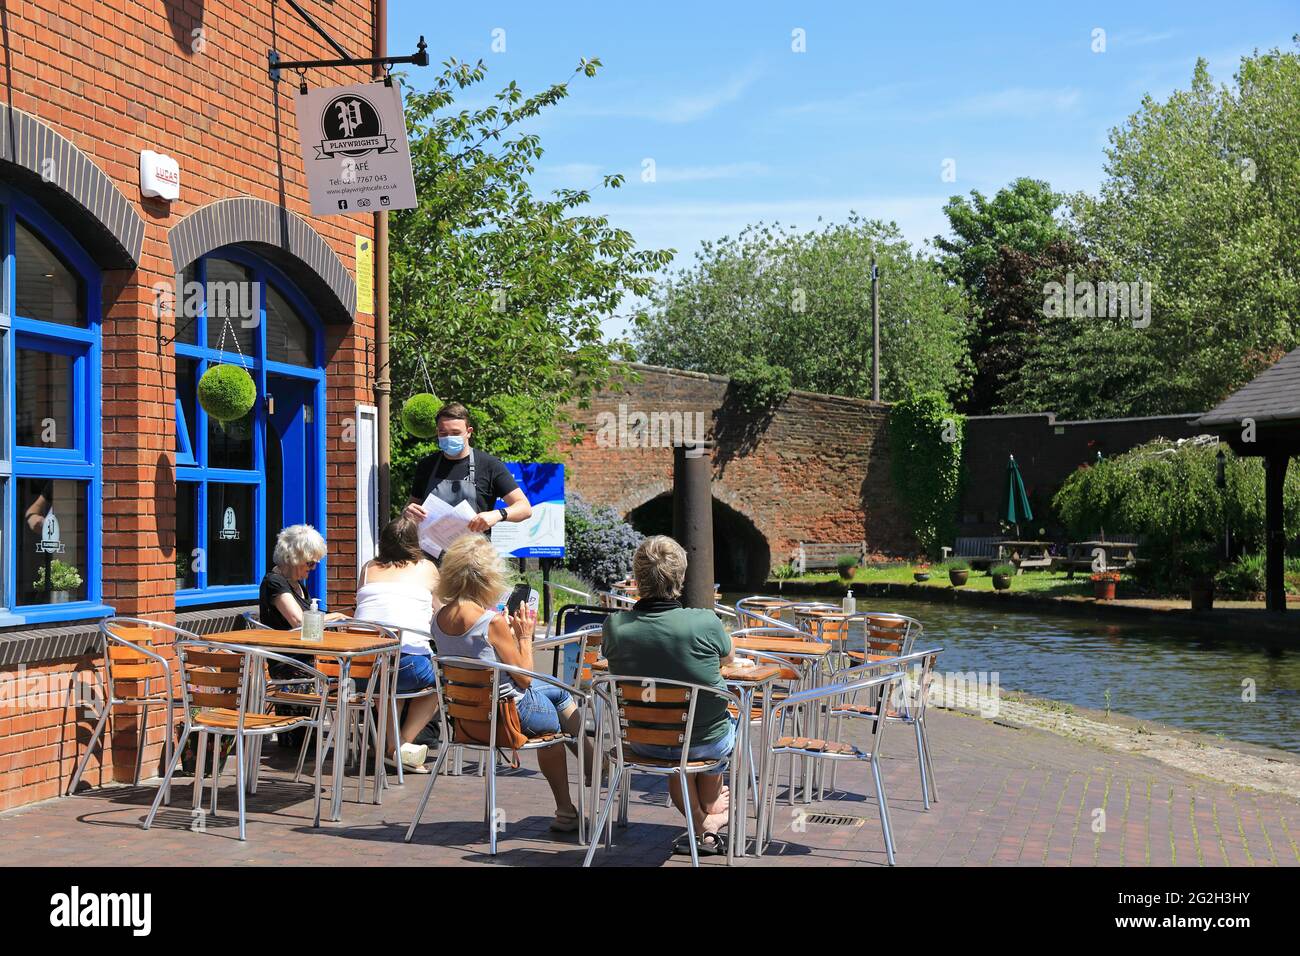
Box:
[945,560,969,587]
[772,563,796,593]
[989,563,1014,591]
[1091,570,1120,601]
[836,553,859,581]
[913,561,931,583]
[33,560,83,602]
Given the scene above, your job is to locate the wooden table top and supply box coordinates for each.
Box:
[203,629,400,655]
[733,636,832,656]
[590,660,781,684]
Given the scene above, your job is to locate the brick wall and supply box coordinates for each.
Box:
[562,364,915,575]
[0,1,377,809]
[959,413,1203,534]
[564,366,1205,578]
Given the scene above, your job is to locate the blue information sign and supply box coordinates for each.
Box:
[492,463,565,559]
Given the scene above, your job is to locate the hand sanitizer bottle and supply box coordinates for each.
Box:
[842,588,856,615]
[302,598,324,643]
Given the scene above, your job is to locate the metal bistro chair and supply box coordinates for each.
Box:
[405,656,589,855]
[821,612,920,796]
[727,630,823,809]
[583,673,741,868]
[143,639,330,841]
[829,648,943,809]
[759,670,907,865]
[844,613,921,667]
[361,623,440,785]
[274,621,397,801]
[734,596,799,631]
[69,617,195,798]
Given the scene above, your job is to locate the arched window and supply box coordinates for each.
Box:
[174,248,326,606]
[0,188,104,624]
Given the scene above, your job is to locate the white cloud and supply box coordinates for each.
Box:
[928,87,1082,120]
[572,64,763,124]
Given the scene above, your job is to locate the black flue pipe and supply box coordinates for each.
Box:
[672,441,715,609]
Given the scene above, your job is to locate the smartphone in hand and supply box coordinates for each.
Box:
[505,583,532,616]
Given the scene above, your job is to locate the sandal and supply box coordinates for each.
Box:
[550,808,580,833]
[671,830,725,856]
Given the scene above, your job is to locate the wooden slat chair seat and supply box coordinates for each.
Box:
[193,710,307,731]
[68,618,197,798]
[773,736,861,756]
[406,656,589,856]
[143,640,331,841]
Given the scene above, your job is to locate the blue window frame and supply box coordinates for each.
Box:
[175,247,327,608]
[0,187,107,625]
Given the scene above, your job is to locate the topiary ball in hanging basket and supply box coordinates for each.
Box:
[198,364,257,423]
[402,393,442,439]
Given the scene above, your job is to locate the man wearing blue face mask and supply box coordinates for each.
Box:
[403,402,532,536]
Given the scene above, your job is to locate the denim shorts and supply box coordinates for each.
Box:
[515,682,574,737]
[351,653,435,695]
[629,717,737,775]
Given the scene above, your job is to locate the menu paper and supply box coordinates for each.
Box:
[417,494,477,558]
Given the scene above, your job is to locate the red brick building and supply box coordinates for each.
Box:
[0,1,384,809]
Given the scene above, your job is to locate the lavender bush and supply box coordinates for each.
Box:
[565,494,644,590]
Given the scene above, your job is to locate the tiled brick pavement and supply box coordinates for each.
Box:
[2,708,1298,867]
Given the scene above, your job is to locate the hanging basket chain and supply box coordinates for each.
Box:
[215,310,251,370]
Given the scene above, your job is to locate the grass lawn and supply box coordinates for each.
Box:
[772,563,1102,599]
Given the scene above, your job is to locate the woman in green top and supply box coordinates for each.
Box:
[603,536,736,850]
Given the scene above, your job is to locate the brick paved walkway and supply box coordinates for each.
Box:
[2,707,1298,866]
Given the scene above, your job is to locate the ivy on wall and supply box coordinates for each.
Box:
[888,391,964,558]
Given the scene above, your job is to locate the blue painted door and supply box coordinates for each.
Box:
[265,375,319,596]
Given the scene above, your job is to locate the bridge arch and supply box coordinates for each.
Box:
[625,490,773,589]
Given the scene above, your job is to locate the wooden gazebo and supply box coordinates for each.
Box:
[1195,347,1300,612]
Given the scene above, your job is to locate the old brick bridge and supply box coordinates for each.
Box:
[560,363,1200,587]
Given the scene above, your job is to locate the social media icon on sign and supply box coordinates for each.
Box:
[380,195,390,206]
[337,200,348,210]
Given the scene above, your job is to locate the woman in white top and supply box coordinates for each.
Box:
[354,517,441,773]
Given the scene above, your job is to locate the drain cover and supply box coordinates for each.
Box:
[802,812,866,828]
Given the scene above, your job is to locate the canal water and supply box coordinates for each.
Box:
[723,594,1300,753]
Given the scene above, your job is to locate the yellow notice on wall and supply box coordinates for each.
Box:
[355,235,374,315]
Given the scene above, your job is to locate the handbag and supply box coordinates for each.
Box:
[453,694,528,768]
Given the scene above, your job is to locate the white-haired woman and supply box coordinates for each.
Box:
[259,524,348,630]
[602,535,735,855]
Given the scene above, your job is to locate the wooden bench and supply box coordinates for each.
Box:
[792,541,867,575]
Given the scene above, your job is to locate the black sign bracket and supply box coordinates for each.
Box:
[268,0,429,83]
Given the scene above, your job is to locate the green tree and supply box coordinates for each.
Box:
[633,216,971,403]
[936,178,1074,413]
[1053,438,1300,591]
[388,57,673,503]
[1011,44,1300,418]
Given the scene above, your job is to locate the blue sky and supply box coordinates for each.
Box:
[387,1,1296,337]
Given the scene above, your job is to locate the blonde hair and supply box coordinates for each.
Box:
[437,534,507,608]
[633,535,688,600]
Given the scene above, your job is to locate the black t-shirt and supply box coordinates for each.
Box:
[260,571,310,630]
[410,448,519,515]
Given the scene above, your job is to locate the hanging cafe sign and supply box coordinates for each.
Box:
[269,13,428,219]
[295,80,418,217]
